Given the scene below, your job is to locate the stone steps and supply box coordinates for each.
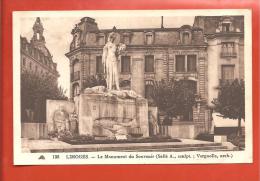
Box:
[118,146,229,152]
[30,142,231,153]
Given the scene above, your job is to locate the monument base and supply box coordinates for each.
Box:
[77,92,149,138]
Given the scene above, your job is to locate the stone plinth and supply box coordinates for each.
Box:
[78,93,149,137]
[214,135,227,143]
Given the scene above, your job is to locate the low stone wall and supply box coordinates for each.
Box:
[159,123,195,139]
[21,123,47,139]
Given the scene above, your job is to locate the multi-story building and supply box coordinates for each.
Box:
[20,17,60,124]
[193,16,244,106]
[65,16,244,138]
[20,17,59,80]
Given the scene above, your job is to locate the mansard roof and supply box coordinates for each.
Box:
[193,16,244,35]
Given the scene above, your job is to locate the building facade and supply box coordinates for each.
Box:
[193,16,244,106]
[20,17,59,80]
[65,16,244,137]
[20,17,60,124]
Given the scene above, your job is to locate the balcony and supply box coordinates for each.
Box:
[71,71,80,82]
[220,52,237,58]
[144,73,155,79]
[174,72,198,80]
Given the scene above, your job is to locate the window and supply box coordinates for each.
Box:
[175,55,185,72]
[145,55,154,73]
[146,34,153,45]
[22,58,26,66]
[74,35,79,47]
[123,36,130,45]
[72,59,80,81]
[222,65,235,80]
[222,23,230,32]
[29,62,32,70]
[96,56,103,74]
[35,65,38,73]
[183,32,190,44]
[221,42,235,57]
[121,56,131,73]
[187,55,197,72]
[97,36,105,45]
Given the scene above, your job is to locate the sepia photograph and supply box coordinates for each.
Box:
[12,10,252,165]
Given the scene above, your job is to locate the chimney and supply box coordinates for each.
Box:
[161,16,164,29]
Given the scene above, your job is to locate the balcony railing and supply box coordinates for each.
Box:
[220,52,237,58]
[71,71,80,82]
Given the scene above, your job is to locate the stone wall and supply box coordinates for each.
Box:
[21,123,47,139]
[78,93,149,137]
[159,124,195,139]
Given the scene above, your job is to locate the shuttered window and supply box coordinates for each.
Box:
[96,56,103,74]
[145,55,154,73]
[146,35,153,45]
[176,55,185,72]
[121,56,131,73]
[187,55,197,72]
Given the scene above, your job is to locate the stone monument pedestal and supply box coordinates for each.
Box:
[77,93,149,138]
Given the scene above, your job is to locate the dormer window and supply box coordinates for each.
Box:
[183,32,190,45]
[123,35,130,45]
[222,23,231,32]
[180,25,192,45]
[145,32,154,45]
[146,34,153,45]
[96,33,105,45]
[122,32,132,45]
[219,17,234,32]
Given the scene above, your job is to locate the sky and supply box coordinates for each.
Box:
[20,16,195,97]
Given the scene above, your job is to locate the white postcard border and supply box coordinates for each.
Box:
[13,9,252,165]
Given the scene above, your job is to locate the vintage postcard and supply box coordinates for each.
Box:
[13,9,252,165]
